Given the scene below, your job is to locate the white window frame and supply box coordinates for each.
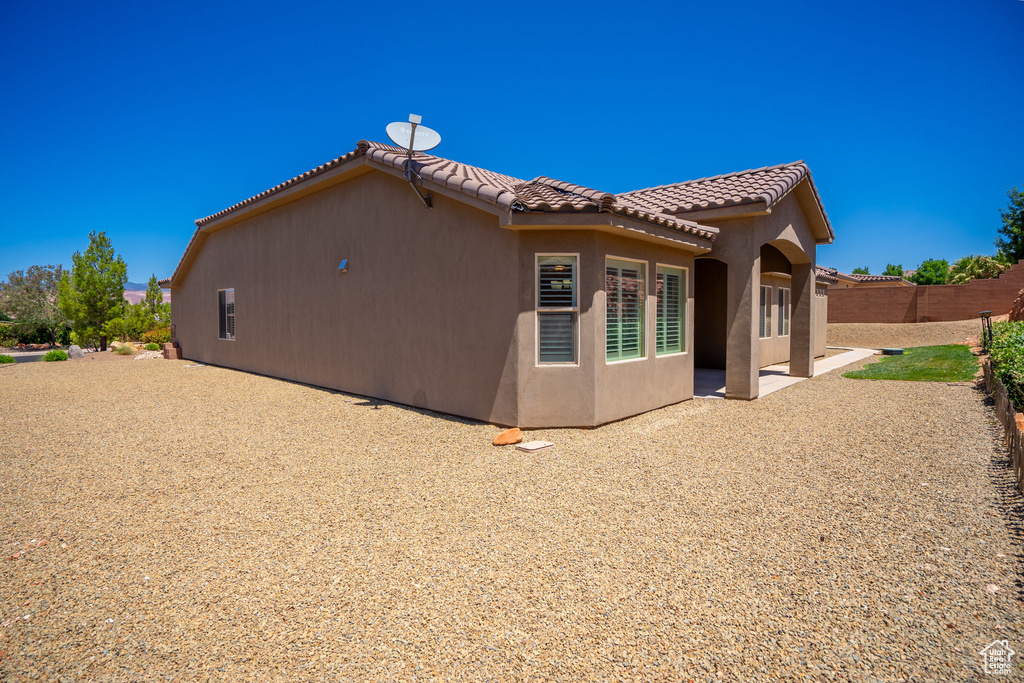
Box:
[535,253,579,366]
[777,287,791,337]
[759,285,772,339]
[655,263,687,357]
[218,288,235,341]
[605,256,648,365]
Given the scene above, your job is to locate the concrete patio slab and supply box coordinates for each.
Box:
[694,347,877,399]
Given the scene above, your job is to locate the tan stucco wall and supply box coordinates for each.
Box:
[172,170,522,425]
[514,231,696,427]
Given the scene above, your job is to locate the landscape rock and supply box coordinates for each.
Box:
[1010,288,1024,321]
[110,341,125,350]
[67,345,84,359]
[492,427,523,446]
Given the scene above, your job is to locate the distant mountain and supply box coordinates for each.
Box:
[123,285,172,306]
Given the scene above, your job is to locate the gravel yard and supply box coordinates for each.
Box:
[827,320,982,350]
[1,343,1022,681]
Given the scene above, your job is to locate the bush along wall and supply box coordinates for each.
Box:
[989,321,1024,407]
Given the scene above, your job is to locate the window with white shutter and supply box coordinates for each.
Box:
[759,285,771,339]
[656,266,685,355]
[606,258,646,362]
[778,287,791,337]
[536,255,577,364]
[218,289,235,340]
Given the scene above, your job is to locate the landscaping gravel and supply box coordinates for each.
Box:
[1,350,1022,681]
[827,320,982,350]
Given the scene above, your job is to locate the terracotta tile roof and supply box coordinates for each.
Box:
[618,161,809,212]
[169,142,723,286]
[815,266,838,284]
[616,161,834,241]
[194,141,717,240]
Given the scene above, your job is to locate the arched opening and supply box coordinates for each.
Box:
[694,257,728,369]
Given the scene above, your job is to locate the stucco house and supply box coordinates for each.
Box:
[164,141,835,427]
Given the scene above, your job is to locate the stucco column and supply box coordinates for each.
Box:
[725,255,760,400]
[790,262,815,378]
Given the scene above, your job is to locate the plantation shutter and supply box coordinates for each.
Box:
[759,286,771,338]
[218,290,226,338]
[219,289,235,340]
[606,259,645,361]
[537,256,576,363]
[778,288,790,336]
[225,290,235,339]
[656,267,683,354]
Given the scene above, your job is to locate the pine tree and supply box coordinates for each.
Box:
[995,186,1024,262]
[59,231,128,351]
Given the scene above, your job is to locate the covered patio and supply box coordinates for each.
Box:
[693,346,877,398]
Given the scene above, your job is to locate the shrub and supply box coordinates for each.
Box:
[113,344,134,355]
[43,350,68,362]
[0,354,14,364]
[0,324,17,348]
[103,317,137,343]
[145,343,160,351]
[70,328,101,350]
[141,327,171,345]
[989,321,1024,407]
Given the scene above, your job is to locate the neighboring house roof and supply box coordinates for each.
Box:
[834,271,915,286]
[617,160,834,242]
[815,266,838,285]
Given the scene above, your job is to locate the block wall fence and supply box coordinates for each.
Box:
[828,261,1024,323]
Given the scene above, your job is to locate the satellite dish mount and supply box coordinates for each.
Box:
[386,114,442,210]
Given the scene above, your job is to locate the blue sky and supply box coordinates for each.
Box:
[1,0,1022,282]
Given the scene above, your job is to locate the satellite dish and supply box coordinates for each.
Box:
[386,115,441,153]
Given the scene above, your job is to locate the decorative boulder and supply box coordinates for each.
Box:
[68,345,84,359]
[110,341,125,350]
[1011,288,1024,321]
[493,427,524,446]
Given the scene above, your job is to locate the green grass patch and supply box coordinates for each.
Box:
[842,345,978,382]
[0,354,14,364]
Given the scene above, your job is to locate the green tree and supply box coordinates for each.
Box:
[948,254,1007,284]
[882,264,904,277]
[995,186,1024,262]
[852,266,870,275]
[140,274,170,328]
[59,231,128,351]
[908,258,950,285]
[0,265,69,346]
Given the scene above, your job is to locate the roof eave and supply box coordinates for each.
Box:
[793,175,835,245]
[166,155,374,286]
[507,212,716,254]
